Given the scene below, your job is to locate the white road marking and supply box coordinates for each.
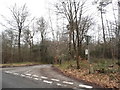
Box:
[79,84,93,88]
[32,75,39,77]
[63,81,73,85]
[43,80,53,84]
[34,78,39,80]
[21,74,26,77]
[25,74,31,76]
[13,73,19,75]
[5,71,12,74]
[51,78,60,82]
[56,83,62,86]
[41,76,48,79]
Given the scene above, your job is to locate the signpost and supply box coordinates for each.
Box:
[85,49,88,55]
[85,35,91,62]
[85,35,91,73]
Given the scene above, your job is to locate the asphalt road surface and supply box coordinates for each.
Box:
[2,64,96,89]
[2,72,60,88]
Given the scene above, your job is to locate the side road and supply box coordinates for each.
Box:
[2,64,102,89]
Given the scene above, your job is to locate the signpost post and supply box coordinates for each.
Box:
[85,35,91,73]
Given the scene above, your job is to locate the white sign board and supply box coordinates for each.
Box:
[85,49,88,55]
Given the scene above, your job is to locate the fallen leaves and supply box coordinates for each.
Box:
[61,68,120,88]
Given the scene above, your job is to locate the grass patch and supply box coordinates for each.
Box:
[92,59,119,73]
[0,62,42,67]
[55,60,76,69]
[55,58,119,74]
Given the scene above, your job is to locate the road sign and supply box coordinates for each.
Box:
[85,35,91,45]
[85,49,88,55]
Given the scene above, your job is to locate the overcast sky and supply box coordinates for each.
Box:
[0,0,118,41]
[0,0,49,17]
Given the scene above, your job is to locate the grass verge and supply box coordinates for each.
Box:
[0,62,42,67]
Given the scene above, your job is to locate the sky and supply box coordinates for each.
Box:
[0,0,56,40]
[0,0,49,17]
[0,0,118,42]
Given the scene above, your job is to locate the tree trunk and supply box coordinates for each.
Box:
[76,25,80,69]
[68,32,72,59]
[118,25,120,60]
[18,29,21,62]
[41,34,44,43]
[74,1,80,69]
[100,7,106,58]
[72,31,76,57]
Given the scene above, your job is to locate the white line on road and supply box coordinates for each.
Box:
[63,81,73,85]
[21,74,26,77]
[13,73,19,75]
[34,78,39,80]
[41,76,48,79]
[32,75,39,77]
[79,84,93,88]
[43,80,53,84]
[25,74,31,76]
[56,83,62,86]
[5,71,12,74]
[51,78,60,82]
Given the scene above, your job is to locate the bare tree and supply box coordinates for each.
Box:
[93,0,112,58]
[10,4,29,61]
[48,9,55,40]
[1,4,29,62]
[36,17,48,62]
[36,17,47,43]
[55,0,93,69]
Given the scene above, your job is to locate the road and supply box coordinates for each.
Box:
[2,65,95,89]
